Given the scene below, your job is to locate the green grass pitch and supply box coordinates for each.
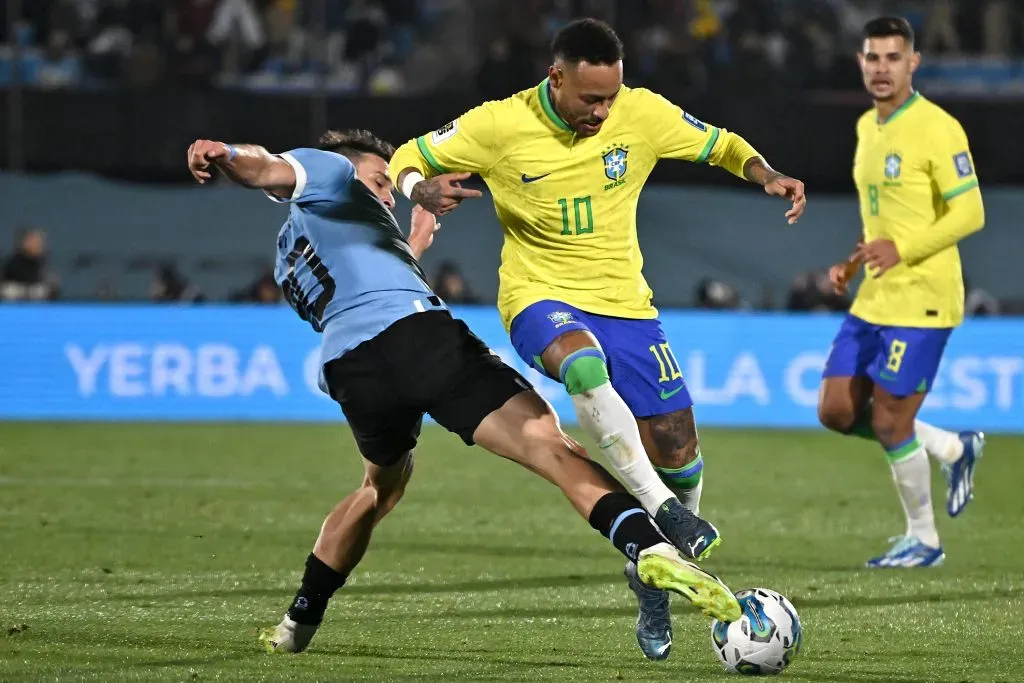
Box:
[0,423,1021,682]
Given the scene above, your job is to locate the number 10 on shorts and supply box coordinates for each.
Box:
[649,343,682,383]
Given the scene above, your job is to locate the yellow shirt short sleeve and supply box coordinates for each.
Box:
[414,103,502,175]
[632,89,721,163]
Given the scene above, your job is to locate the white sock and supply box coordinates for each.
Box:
[572,383,675,515]
[887,440,940,548]
[914,420,963,465]
[680,476,702,516]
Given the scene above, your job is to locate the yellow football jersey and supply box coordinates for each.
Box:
[850,92,984,328]
[390,80,758,330]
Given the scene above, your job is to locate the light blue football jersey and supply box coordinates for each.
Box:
[269,148,445,377]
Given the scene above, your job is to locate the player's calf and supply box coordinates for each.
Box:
[264,452,413,653]
[639,408,703,515]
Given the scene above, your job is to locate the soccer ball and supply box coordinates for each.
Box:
[709,588,802,675]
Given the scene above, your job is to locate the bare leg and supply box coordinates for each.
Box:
[471,389,624,518]
[259,452,413,653]
[313,452,413,574]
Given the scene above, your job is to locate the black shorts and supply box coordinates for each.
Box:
[323,310,531,467]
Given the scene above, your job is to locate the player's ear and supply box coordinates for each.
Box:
[909,51,921,74]
[548,64,562,88]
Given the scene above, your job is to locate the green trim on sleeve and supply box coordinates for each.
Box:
[695,127,721,163]
[942,179,979,201]
[416,136,446,173]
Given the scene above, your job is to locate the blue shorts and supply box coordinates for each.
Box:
[509,300,693,418]
[822,314,952,397]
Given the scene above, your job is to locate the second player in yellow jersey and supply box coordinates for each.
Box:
[817,16,985,570]
[851,91,982,328]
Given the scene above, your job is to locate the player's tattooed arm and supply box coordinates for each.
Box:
[187,140,296,197]
[399,169,483,217]
[742,157,784,186]
[743,157,807,225]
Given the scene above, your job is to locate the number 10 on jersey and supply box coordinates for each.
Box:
[558,196,594,236]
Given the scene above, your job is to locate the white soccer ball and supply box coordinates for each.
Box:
[709,588,802,675]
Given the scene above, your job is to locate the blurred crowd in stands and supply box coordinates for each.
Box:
[0,1,1022,95]
[1,2,1020,313]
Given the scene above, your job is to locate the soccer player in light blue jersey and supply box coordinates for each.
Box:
[187,130,740,654]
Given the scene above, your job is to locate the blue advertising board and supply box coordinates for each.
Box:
[1,305,1022,432]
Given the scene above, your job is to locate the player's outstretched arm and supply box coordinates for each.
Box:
[633,89,806,223]
[187,139,297,198]
[741,157,807,225]
[402,170,483,217]
[390,103,501,214]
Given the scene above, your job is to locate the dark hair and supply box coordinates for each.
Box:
[551,18,623,65]
[317,128,395,161]
[862,16,915,48]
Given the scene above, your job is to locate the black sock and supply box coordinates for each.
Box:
[588,492,665,563]
[286,553,348,625]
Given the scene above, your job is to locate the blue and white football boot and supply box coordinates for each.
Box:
[943,430,984,518]
[625,560,672,660]
[866,536,945,568]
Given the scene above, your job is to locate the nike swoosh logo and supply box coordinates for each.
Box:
[660,386,685,400]
[521,173,551,183]
[879,371,897,380]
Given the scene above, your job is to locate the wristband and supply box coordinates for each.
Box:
[225,144,237,162]
[401,171,425,200]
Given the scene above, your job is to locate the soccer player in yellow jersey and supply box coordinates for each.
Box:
[818,17,986,569]
[390,19,806,659]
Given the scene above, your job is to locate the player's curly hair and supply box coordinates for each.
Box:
[317,129,395,161]
[551,18,623,66]
[863,16,915,48]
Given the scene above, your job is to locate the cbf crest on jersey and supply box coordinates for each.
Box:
[884,151,902,185]
[602,145,629,190]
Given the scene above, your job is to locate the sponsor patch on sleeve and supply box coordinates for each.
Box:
[953,151,973,178]
[431,120,459,144]
[682,111,707,132]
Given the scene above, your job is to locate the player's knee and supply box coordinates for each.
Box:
[817,400,856,433]
[520,412,563,450]
[519,413,577,469]
[870,409,909,447]
[870,409,897,445]
[559,347,609,396]
[363,453,413,512]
